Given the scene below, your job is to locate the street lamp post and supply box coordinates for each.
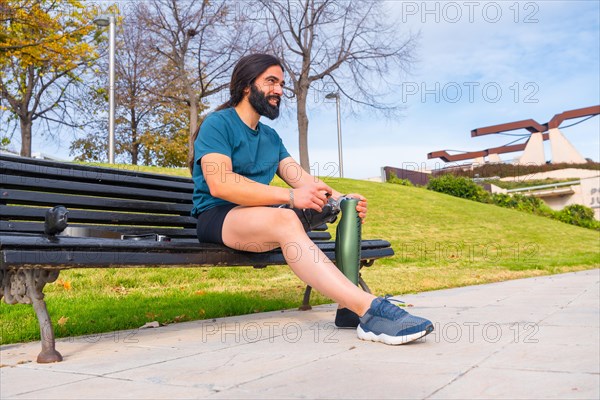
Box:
[326,92,343,177]
[93,15,116,164]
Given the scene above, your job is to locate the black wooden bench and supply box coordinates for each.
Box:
[0,153,394,363]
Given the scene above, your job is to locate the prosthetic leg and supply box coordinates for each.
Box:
[333,197,363,328]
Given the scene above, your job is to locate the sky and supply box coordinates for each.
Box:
[27,0,600,179]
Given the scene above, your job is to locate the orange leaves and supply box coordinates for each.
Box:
[1,0,99,71]
[111,285,129,296]
[145,312,159,320]
[57,316,69,327]
[172,315,186,323]
[55,279,72,291]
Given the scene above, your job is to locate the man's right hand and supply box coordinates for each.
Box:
[292,181,333,211]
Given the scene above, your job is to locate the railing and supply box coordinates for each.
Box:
[506,180,581,193]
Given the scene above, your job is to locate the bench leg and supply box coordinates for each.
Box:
[32,292,63,363]
[299,285,313,310]
[359,260,373,294]
[358,274,371,293]
[1,269,63,363]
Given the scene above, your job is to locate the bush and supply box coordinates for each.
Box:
[490,192,517,208]
[555,204,600,230]
[427,174,490,203]
[387,171,414,186]
[424,173,599,231]
[491,193,553,216]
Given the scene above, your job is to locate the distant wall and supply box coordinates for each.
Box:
[580,176,600,220]
[383,166,431,186]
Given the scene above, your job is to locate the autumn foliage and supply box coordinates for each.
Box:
[0,0,99,156]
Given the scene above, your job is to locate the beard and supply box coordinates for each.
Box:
[248,84,281,120]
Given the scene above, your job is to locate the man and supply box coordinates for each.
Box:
[190,53,433,344]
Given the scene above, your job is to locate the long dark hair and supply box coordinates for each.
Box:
[188,53,284,172]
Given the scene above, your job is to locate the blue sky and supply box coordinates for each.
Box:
[271,0,600,179]
[31,0,600,179]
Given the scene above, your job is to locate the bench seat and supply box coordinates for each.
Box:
[0,235,393,268]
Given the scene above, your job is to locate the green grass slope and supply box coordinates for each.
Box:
[319,177,598,295]
[1,167,598,344]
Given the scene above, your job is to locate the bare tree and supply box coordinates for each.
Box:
[110,7,163,165]
[72,1,256,167]
[70,6,167,165]
[138,0,256,165]
[253,0,417,171]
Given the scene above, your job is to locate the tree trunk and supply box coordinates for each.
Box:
[131,108,138,165]
[296,89,310,172]
[20,117,32,157]
[188,94,199,160]
[131,136,139,165]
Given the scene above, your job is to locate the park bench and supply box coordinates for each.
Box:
[0,153,394,363]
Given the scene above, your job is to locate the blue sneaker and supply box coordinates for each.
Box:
[358,297,433,345]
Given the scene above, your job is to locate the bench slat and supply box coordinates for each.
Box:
[0,222,332,240]
[0,158,194,191]
[0,155,193,183]
[1,189,192,214]
[0,234,389,251]
[1,175,191,202]
[1,247,394,268]
[0,205,197,227]
[0,221,196,237]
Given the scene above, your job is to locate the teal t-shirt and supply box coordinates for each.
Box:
[191,107,291,217]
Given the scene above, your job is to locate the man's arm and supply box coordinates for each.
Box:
[202,153,288,206]
[277,157,343,199]
[202,153,331,210]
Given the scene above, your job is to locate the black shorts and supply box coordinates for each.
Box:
[196,203,238,245]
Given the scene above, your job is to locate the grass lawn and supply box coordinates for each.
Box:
[1,166,598,345]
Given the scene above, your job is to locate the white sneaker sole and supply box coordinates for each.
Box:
[357,325,433,345]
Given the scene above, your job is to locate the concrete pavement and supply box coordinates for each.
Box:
[1,269,599,399]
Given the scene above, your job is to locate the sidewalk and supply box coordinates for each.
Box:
[1,269,599,399]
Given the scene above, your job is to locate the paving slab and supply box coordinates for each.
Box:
[1,269,598,399]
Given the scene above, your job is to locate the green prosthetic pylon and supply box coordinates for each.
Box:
[335,198,361,285]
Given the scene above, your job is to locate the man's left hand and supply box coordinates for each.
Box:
[345,193,367,223]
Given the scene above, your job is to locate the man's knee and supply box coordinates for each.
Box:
[272,208,305,235]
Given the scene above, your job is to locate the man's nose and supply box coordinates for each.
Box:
[272,83,283,95]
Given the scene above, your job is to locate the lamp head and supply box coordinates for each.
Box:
[325,92,339,99]
[93,15,110,27]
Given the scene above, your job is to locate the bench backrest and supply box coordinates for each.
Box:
[1,154,330,241]
[1,154,200,239]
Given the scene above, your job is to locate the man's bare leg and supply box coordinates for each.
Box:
[222,206,375,316]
